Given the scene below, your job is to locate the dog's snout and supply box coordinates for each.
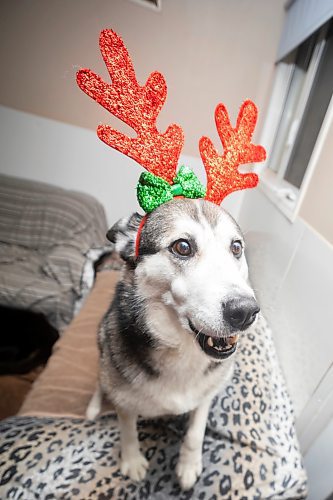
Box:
[223,296,260,331]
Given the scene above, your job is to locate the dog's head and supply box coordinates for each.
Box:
[107,198,259,361]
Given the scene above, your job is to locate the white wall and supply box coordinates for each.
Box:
[305,418,333,500]
[238,186,333,498]
[0,105,244,224]
[0,0,285,157]
[239,187,333,420]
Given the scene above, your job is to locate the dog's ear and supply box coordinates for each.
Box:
[106,213,143,263]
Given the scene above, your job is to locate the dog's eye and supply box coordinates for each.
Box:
[170,239,192,258]
[231,240,243,259]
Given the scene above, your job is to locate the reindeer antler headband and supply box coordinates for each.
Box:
[77,29,266,213]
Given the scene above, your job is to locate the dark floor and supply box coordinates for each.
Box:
[0,305,59,421]
[0,365,43,420]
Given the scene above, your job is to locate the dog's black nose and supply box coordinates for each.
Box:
[224,297,260,331]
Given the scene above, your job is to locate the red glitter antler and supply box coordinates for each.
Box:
[199,100,266,205]
[76,29,184,183]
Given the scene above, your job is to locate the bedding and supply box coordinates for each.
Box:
[0,174,108,331]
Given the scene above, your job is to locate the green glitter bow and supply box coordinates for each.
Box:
[137,165,206,213]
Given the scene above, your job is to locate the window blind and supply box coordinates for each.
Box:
[277,0,333,60]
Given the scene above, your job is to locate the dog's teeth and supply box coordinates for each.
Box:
[229,334,239,346]
[207,336,214,347]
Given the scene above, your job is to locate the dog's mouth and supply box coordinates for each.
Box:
[188,320,239,360]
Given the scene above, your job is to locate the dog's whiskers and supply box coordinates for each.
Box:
[190,325,204,346]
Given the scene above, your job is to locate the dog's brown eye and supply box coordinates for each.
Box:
[231,240,243,259]
[171,239,192,257]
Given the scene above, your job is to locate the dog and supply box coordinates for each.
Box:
[86,197,260,490]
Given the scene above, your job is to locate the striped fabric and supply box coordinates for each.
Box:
[0,174,108,332]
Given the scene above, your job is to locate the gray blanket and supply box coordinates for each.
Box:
[0,174,108,331]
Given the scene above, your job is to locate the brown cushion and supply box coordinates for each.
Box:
[19,270,120,418]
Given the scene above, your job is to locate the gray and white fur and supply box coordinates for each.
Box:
[87,198,259,490]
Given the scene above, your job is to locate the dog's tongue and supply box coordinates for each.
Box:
[206,334,239,351]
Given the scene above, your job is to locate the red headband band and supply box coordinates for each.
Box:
[135,215,147,259]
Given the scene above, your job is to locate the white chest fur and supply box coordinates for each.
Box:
[111,340,234,418]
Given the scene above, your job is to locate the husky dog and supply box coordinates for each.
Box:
[87,198,259,490]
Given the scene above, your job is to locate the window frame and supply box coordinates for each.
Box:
[256,23,331,222]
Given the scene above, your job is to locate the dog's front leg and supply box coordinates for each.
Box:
[117,409,149,482]
[176,398,211,490]
[86,383,102,420]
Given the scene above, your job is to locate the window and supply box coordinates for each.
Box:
[259,20,333,220]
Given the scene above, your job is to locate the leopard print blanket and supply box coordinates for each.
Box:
[0,316,307,499]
